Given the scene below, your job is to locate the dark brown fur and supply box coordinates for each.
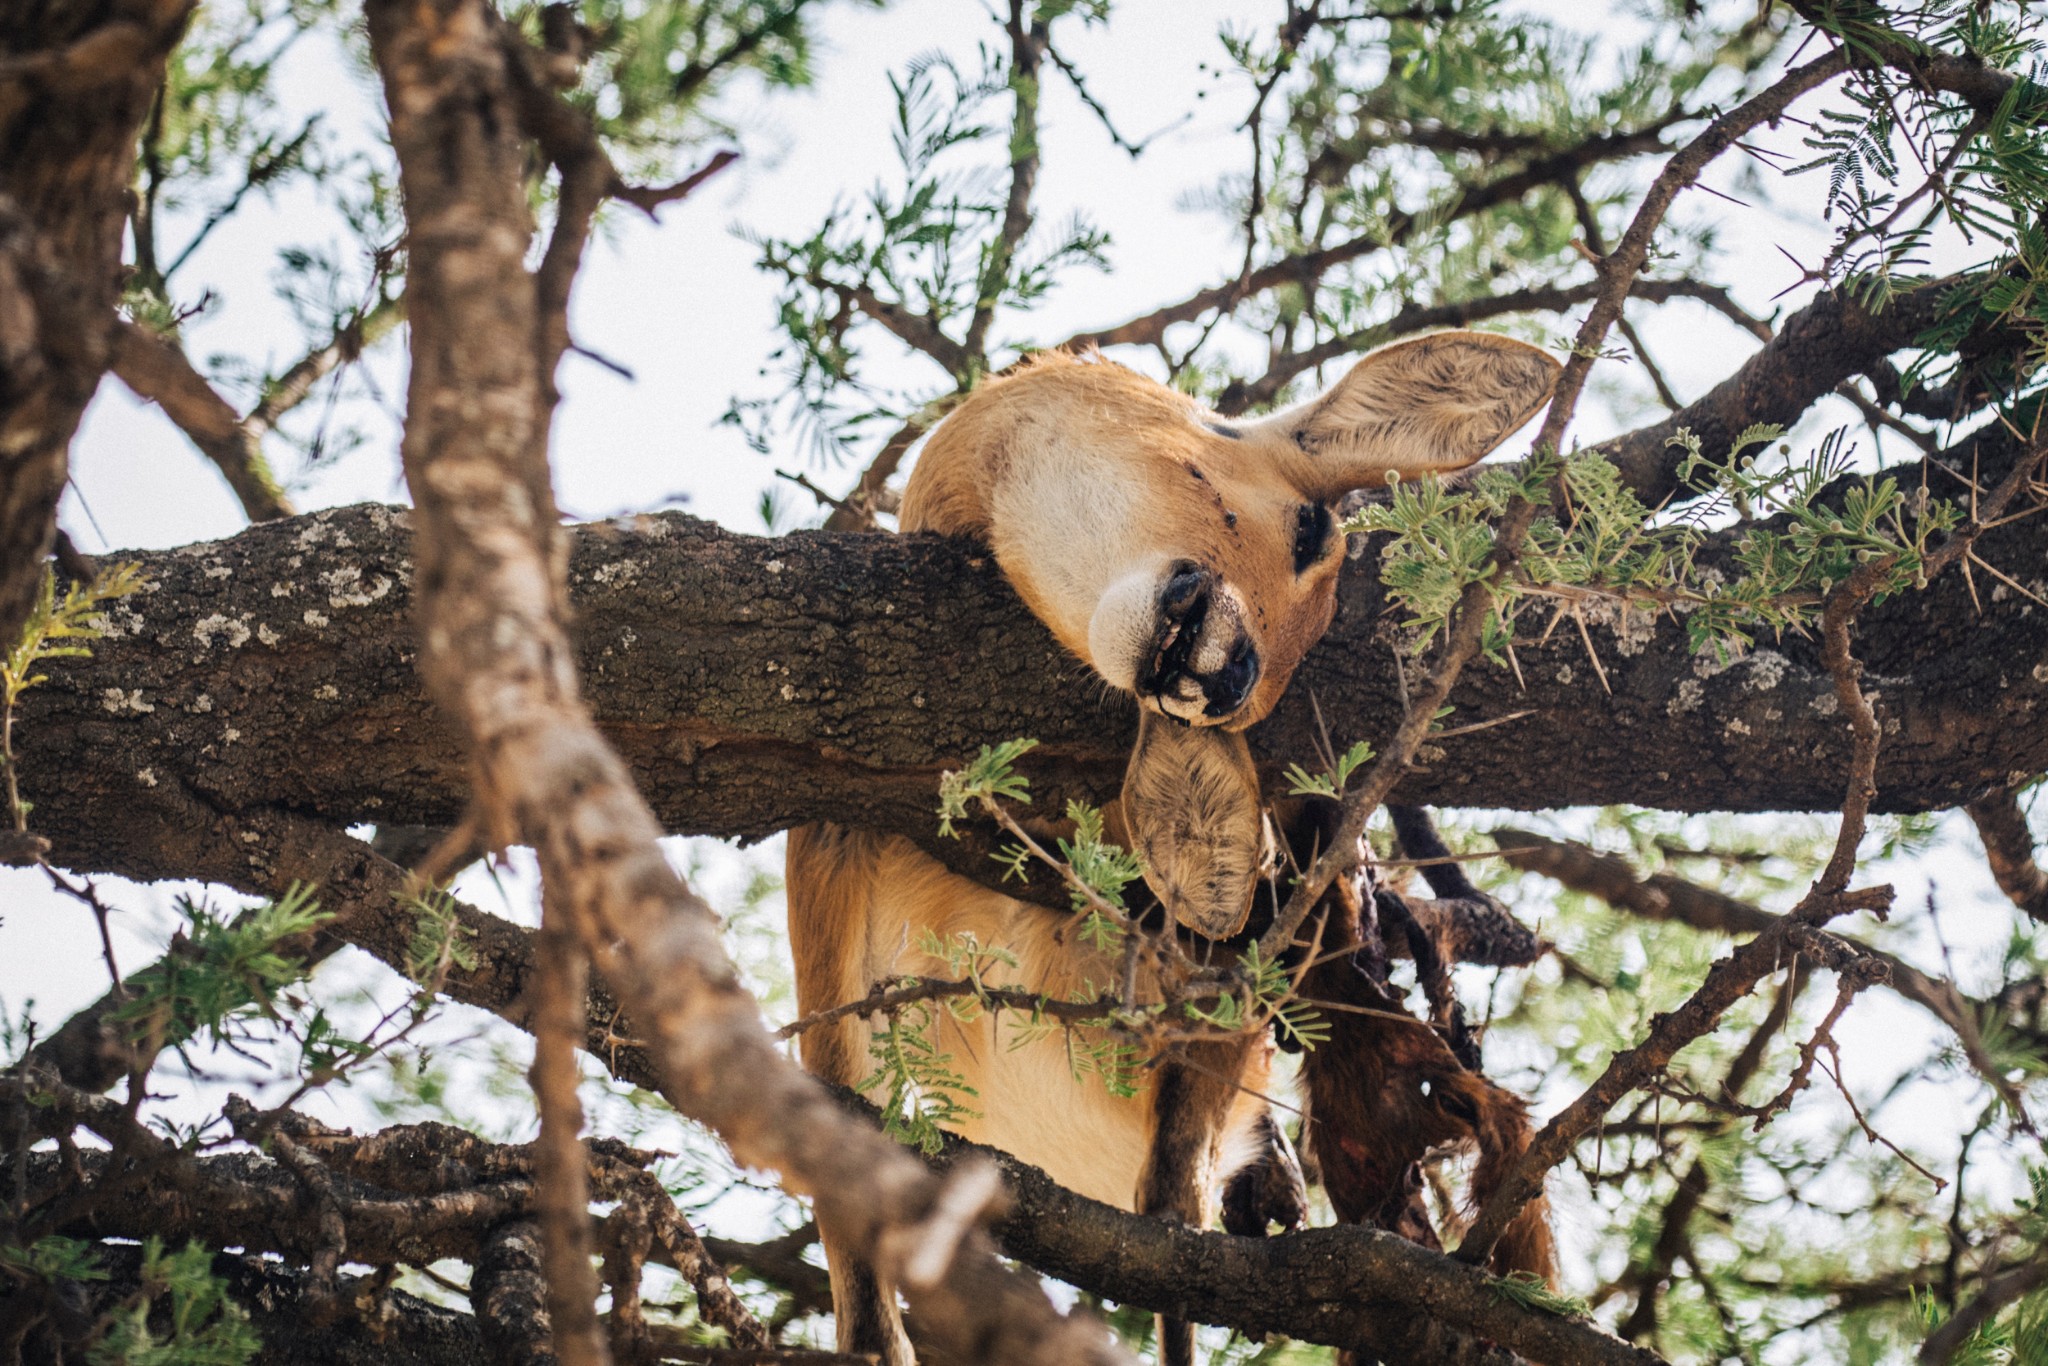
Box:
[1279,805,1556,1284]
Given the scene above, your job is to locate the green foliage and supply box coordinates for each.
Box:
[733,20,1112,462]
[1912,1285,2048,1366]
[86,1239,259,1366]
[1056,802,1155,917]
[527,0,876,172]
[1,1237,108,1284]
[1490,1269,1593,1319]
[937,737,1038,837]
[1283,739,1376,800]
[2,564,147,829]
[1242,943,1327,1050]
[1350,424,1962,663]
[401,889,480,991]
[856,999,979,1155]
[116,885,328,1061]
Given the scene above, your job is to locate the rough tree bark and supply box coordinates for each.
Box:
[17,461,2045,892]
[0,0,196,646]
[359,0,1129,1360]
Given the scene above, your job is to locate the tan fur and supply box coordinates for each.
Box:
[902,335,1557,728]
[1120,711,1270,938]
[787,334,1559,1362]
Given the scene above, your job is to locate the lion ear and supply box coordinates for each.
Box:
[1120,713,1268,939]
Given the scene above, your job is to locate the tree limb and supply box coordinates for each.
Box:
[0,0,195,647]
[14,477,2047,877]
[1596,274,1962,505]
[110,319,297,522]
[1213,277,1758,416]
[363,1,1122,1361]
[1059,124,1684,353]
[1963,785,2048,926]
[1488,826,2029,1097]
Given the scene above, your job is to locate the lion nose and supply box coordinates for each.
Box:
[1202,640,1260,718]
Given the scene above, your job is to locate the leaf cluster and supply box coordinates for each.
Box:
[116,885,329,1065]
[1352,422,1962,666]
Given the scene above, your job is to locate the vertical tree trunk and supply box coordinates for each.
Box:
[0,0,194,640]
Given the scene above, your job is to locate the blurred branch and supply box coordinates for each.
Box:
[529,918,612,1366]
[161,114,322,281]
[112,299,403,523]
[1964,785,2048,926]
[116,311,409,526]
[963,2,1047,366]
[1920,1258,2048,1365]
[0,0,195,649]
[366,1,1124,1361]
[111,319,295,521]
[670,0,819,101]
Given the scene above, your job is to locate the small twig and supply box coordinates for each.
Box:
[612,148,740,217]
[1817,1048,1947,1191]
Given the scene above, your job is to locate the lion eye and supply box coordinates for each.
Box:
[1291,503,1333,574]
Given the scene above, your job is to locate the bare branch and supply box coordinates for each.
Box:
[247,294,405,432]
[1489,827,2033,1120]
[110,320,296,521]
[1061,123,1682,355]
[963,3,1047,366]
[820,412,925,531]
[530,919,611,1366]
[1214,277,1750,416]
[1614,963,1809,1340]
[1597,273,1959,506]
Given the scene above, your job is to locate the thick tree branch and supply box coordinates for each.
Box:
[5,1042,1671,1366]
[15,475,2047,878]
[934,1129,1667,1366]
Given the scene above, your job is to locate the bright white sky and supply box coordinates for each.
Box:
[5,0,2040,1329]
